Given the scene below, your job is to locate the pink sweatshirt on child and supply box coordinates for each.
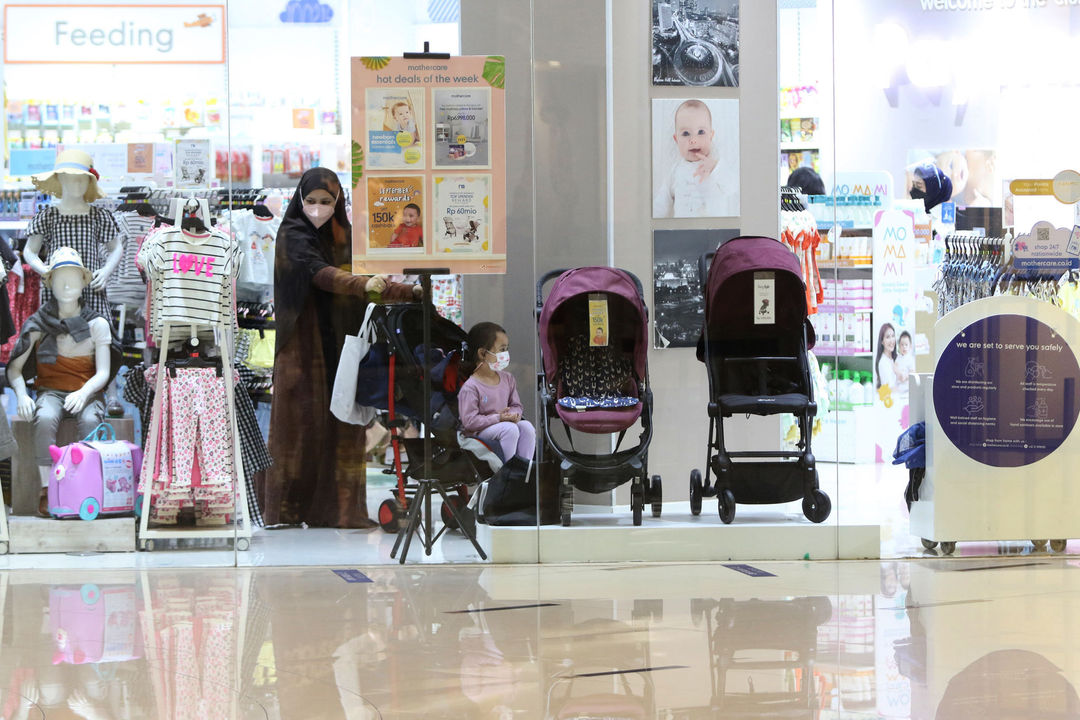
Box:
[458,372,524,435]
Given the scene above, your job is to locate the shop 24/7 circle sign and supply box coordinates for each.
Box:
[933,314,1080,468]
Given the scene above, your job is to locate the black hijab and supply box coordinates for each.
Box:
[275,167,353,356]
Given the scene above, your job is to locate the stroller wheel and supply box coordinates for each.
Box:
[689,469,703,516]
[631,484,643,526]
[650,475,663,518]
[378,498,402,533]
[802,489,832,524]
[440,493,469,530]
[1051,539,1068,553]
[718,488,736,524]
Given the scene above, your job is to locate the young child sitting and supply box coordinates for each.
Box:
[458,322,535,465]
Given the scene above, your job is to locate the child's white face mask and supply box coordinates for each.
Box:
[487,350,510,371]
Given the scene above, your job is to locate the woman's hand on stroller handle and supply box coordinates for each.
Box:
[366,275,387,294]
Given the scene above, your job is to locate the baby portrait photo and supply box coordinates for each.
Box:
[652,97,740,218]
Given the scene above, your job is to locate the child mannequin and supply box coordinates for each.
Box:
[7,248,116,516]
[26,150,123,318]
[458,322,535,466]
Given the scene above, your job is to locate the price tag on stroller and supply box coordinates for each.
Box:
[754,272,776,325]
[588,293,609,346]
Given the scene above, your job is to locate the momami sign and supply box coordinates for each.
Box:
[4,4,226,64]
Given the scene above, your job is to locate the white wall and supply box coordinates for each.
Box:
[610,1,786,505]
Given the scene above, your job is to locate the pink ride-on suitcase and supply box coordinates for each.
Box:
[50,584,141,665]
[48,423,142,520]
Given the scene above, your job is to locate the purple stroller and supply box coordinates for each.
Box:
[692,236,831,524]
[537,267,660,526]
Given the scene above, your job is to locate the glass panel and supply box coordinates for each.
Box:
[0,0,235,565]
[829,1,1080,559]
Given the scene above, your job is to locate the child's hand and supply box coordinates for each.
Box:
[694,151,719,182]
[499,409,520,423]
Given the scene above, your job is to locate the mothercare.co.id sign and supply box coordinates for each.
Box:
[4,4,226,64]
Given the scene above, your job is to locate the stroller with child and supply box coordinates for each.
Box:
[537,267,660,526]
[355,303,497,558]
[692,235,831,524]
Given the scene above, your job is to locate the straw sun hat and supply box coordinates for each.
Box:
[43,247,94,285]
[31,149,107,202]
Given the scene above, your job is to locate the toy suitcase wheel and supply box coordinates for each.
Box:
[142,539,155,552]
[650,475,663,518]
[690,469,704,516]
[78,497,100,521]
[718,488,735,524]
[379,499,402,534]
[1031,539,1047,550]
[939,541,956,555]
[921,538,938,550]
[802,489,831,524]
[1051,539,1068,552]
[81,584,101,605]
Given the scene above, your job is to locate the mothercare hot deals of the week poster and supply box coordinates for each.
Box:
[351,55,506,275]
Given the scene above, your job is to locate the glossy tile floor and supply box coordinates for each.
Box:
[2,558,1079,718]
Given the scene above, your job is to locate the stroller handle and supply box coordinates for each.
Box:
[536,268,569,315]
[699,252,715,295]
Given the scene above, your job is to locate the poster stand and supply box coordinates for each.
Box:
[910,294,1080,554]
[389,267,487,564]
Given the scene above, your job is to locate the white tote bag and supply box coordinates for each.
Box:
[330,303,379,425]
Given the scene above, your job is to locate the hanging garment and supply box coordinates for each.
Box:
[125,363,267,527]
[138,366,235,524]
[137,226,242,340]
[0,265,41,363]
[109,211,156,309]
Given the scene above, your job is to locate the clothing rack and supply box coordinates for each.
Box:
[935,232,1013,316]
[781,186,807,212]
[137,197,252,551]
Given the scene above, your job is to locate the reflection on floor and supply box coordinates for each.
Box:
[2,559,1079,718]
[1,463,1073,567]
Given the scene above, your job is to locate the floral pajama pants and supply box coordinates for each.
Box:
[139,367,235,524]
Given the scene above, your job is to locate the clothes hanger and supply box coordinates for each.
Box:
[180,198,208,233]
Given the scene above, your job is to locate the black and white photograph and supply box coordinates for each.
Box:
[654,228,740,349]
[652,0,740,87]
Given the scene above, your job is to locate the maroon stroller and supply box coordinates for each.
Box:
[692,236,831,524]
[537,267,660,526]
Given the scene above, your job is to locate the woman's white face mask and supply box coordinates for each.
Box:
[303,195,337,228]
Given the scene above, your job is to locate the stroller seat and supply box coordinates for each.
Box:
[719,391,810,415]
[555,401,642,434]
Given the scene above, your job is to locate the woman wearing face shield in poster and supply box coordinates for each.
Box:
[259,168,421,528]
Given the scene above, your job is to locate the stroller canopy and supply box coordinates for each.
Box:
[705,235,814,347]
[539,267,649,383]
